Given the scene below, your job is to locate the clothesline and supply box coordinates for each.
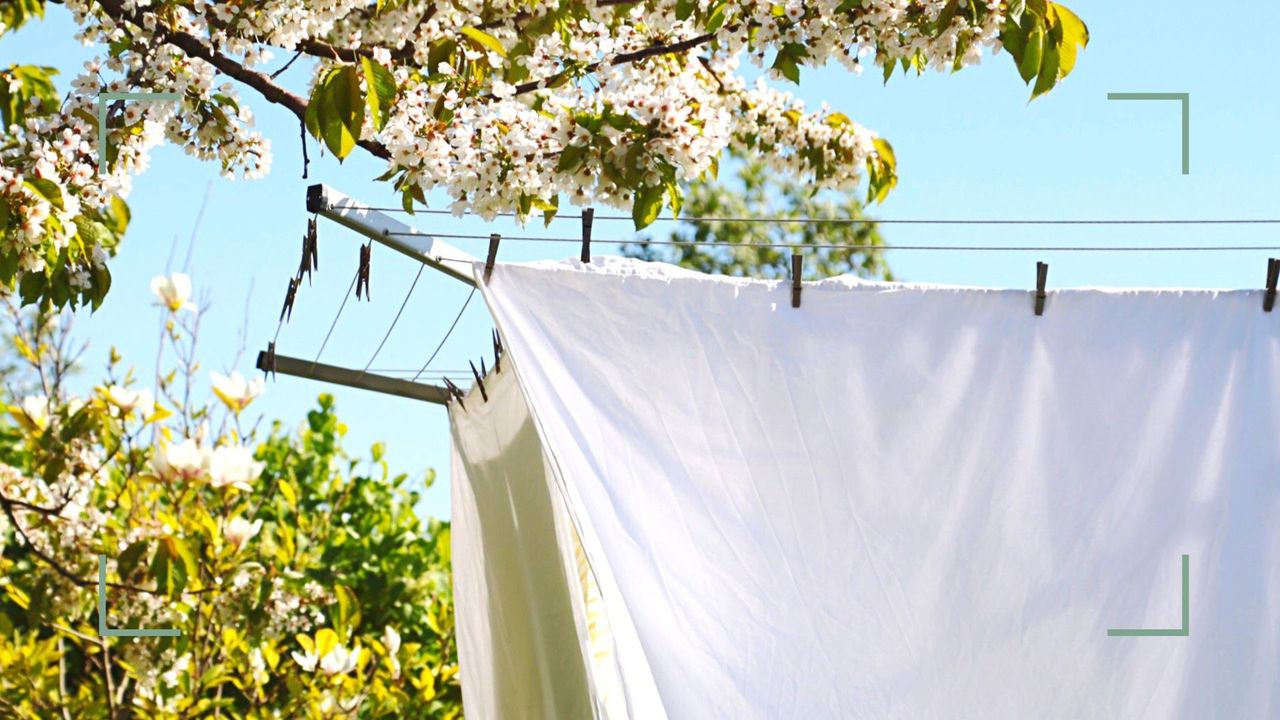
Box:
[389,231,1280,253]
[367,208,1280,226]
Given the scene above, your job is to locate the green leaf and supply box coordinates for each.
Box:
[1050,3,1088,77]
[360,57,398,132]
[460,27,506,57]
[557,143,589,173]
[1030,45,1060,99]
[1018,27,1045,84]
[632,185,664,229]
[24,178,63,210]
[117,540,150,580]
[316,66,363,160]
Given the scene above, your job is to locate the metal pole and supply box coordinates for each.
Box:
[307,184,479,287]
[257,350,451,406]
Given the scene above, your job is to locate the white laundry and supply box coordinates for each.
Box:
[451,257,1280,720]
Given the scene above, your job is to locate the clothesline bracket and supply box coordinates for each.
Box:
[1265,258,1278,312]
[256,348,451,405]
[307,184,479,287]
[1035,261,1049,317]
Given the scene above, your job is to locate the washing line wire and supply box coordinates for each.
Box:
[387,231,1280,253]
[361,265,424,375]
[311,267,360,370]
[364,208,1280,226]
[410,287,477,384]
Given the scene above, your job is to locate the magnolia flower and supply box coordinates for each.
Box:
[319,643,361,676]
[19,395,50,431]
[224,516,262,549]
[102,385,154,418]
[207,445,264,491]
[152,438,208,481]
[383,625,401,678]
[150,273,195,313]
[291,649,319,672]
[211,371,264,413]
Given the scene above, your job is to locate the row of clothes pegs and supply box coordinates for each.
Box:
[441,330,504,412]
[280,217,376,323]
[788,256,1280,315]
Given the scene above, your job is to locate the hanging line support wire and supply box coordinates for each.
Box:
[312,266,360,371]
[361,265,425,375]
[385,232,1280,253]
[411,287,477,384]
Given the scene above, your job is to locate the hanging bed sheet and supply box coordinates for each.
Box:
[451,257,1280,720]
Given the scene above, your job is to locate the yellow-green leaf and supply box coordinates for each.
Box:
[460,27,506,57]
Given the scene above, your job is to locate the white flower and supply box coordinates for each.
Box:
[224,516,262,549]
[18,395,50,431]
[383,625,401,678]
[291,649,318,672]
[319,643,361,676]
[210,371,264,413]
[207,445,263,491]
[152,438,208,481]
[150,273,195,313]
[102,385,154,418]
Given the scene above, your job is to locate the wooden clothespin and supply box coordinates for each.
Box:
[298,218,319,284]
[581,208,594,264]
[469,360,488,402]
[442,377,465,411]
[484,233,500,284]
[280,277,299,321]
[1034,261,1049,316]
[791,253,803,309]
[1033,261,1049,316]
[355,242,372,300]
[492,329,503,374]
[260,341,278,380]
[1265,258,1279,313]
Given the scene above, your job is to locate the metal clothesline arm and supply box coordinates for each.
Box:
[257,350,451,406]
[307,184,479,287]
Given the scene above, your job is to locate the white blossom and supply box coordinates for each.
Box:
[223,516,262,549]
[207,445,263,491]
[210,371,264,413]
[150,273,195,313]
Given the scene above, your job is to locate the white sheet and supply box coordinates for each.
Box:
[477,257,1280,720]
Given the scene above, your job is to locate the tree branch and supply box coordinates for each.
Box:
[513,28,725,95]
[93,0,391,159]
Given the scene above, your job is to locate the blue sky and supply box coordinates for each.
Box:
[4,1,1278,519]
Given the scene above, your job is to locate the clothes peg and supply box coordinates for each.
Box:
[442,377,466,411]
[259,341,278,380]
[1265,258,1278,313]
[297,218,318,284]
[280,277,299,321]
[1034,261,1049,317]
[484,233,500,284]
[469,360,488,402]
[791,253,803,309]
[356,242,372,300]
[581,208,594,264]
[492,329,503,374]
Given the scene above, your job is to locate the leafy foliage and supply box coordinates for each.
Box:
[0,0,1087,307]
[625,150,891,281]
[0,293,460,718]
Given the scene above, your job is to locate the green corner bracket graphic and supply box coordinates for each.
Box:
[98,555,181,638]
[1106,92,1190,175]
[1107,554,1190,638]
[95,91,180,176]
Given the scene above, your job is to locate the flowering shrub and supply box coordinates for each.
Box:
[0,280,460,718]
[1,0,1087,307]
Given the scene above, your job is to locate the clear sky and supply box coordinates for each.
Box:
[4,1,1278,519]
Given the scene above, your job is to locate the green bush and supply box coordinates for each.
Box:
[0,287,462,718]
